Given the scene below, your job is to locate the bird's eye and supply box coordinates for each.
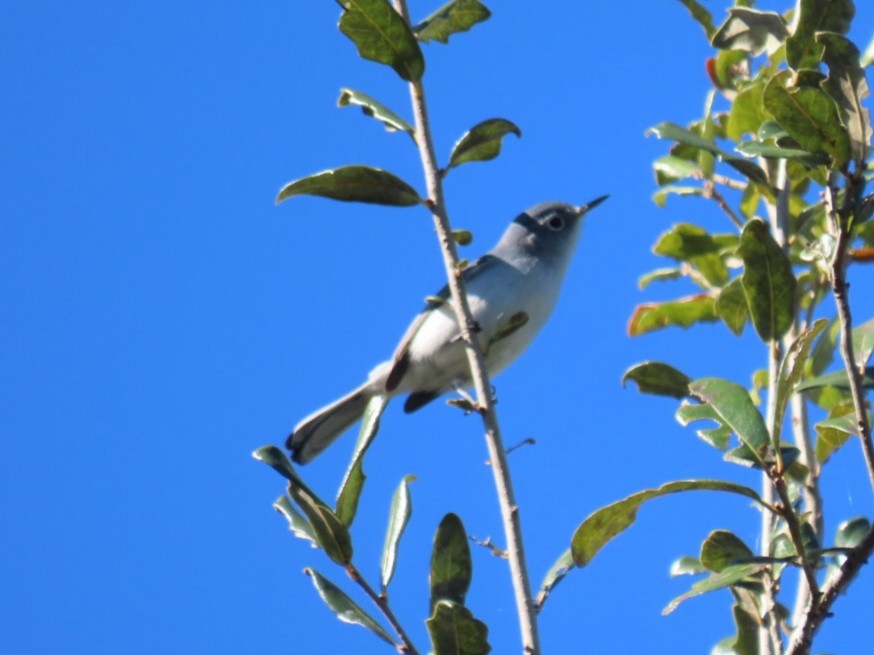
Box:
[546,215,565,231]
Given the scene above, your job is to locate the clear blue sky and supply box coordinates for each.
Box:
[3,2,873,654]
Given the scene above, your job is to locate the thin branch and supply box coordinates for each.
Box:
[703,179,745,229]
[785,526,874,655]
[392,2,540,652]
[346,563,420,655]
[825,178,874,491]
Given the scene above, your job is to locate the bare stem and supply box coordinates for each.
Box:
[346,564,420,655]
[825,179,874,491]
[785,526,874,655]
[703,180,745,229]
[392,2,540,652]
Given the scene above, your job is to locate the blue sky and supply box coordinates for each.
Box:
[3,2,874,654]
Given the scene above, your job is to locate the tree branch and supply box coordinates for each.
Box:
[346,563,420,655]
[392,2,540,652]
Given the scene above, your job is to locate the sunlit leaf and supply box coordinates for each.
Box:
[852,317,874,368]
[797,366,874,391]
[815,404,857,462]
[653,223,732,286]
[763,71,851,167]
[727,82,767,140]
[677,402,732,450]
[447,118,521,170]
[689,377,770,460]
[337,88,414,136]
[711,8,787,56]
[274,495,317,546]
[773,319,828,442]
[818,32,872,163]
[663,562,769,615]
[336,395,390,526]
[647,121,769,185]
[652,185,704,207]
[653,155,701,185]
[622,361,691,398]
[291,485,354,565]
[305,568,394,644]
[670,555,706,577]
[571,480,762,567]
[786,0,855,70]
[738,218,796,342]
[338,0,424,81]
[638,267,683,289]
[276,165,421,206]
[381,474,416,590]
[536,549,574,608]
[415,0,491,44]
[628,294,718,336]
[700,530,754,572]
[716,278,749,336]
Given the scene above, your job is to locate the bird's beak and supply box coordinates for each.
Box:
[575,195,609,216]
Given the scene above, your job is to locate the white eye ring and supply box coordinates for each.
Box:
[546,215,565,231]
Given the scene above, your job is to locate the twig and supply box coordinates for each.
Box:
[392,2,540,652]
[703,179,745,229]
[785,526,874,655]
[346,563,420,655]
[470,535,508,559]
[825,178,874,492]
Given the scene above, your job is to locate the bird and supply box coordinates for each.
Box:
[288,197,608,463]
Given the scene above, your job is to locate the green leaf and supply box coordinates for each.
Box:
[274,495,317,545]
[414,0,491,44]
[773,319,829,443]
[738,218,796,342]
[253,445,300,482]
[677,402,732,450]
[276,165,421,206]
[852,317,874,368]
[653,155,701,184]
[700,530,755,572]
[337,88,414,136]
[735,140,822,162]
[338,0,424,82]
[652,185,704,207]
[447,118,521,170]
[291,484,354,565]
[670,555,706,577]
[716,278,749,336]
[430,513,472,609]
[628,294,718,336]
[647,121,769,185]
[638,267,683,289]
[622,361,691,399]
[663,562,769,615]
[815,404,857,462]
[381,474,416,590]
[689,377,770,461]
[570,480,762,567]
[335,395,389,526]
[818,32,873,163]
[536,549,574,608]
[797,366,874,391]
[786,0,855,70]
[727,81,767,140]
[304,568,394,644]
[711,8,788,56]
[653,223,732,286]
[835,516,871,549]
[763,70,851,167]
[809,318,840,375]
[728,602,761,655]
[426,600,490,655]
[678,0,715,39]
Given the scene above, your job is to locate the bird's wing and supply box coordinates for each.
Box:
[384,254,500,392]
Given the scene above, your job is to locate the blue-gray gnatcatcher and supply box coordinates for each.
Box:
[288,197,607,463]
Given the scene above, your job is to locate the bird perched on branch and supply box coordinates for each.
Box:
[288,196,608,463]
